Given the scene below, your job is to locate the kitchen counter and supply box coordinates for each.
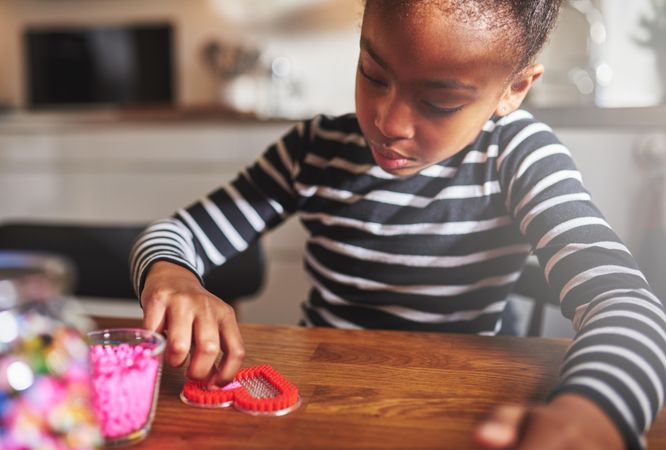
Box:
[528,104,666,130]
[0,104,298,134]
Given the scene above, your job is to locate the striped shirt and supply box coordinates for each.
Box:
[131,111,665,448]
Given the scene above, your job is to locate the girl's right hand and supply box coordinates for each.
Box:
[139,261,245,386]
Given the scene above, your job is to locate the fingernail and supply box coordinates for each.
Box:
[477,423,513,445]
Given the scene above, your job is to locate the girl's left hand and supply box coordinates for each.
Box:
[474,394,625,450]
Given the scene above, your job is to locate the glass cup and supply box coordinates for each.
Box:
[87,328,166,447]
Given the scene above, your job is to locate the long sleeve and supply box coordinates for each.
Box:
[130,120,309,296]
[496,112,666,449]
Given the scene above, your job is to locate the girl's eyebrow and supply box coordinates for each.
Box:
[360,38,389,70]
[360,37,478,93]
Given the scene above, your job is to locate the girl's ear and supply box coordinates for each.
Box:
[495,64,544,116]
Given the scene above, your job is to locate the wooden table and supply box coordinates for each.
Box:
[94,317,666,449]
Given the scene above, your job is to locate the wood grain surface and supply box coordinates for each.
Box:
[93,317,666,449]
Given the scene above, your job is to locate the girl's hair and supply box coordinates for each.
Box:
[365,0,563,73]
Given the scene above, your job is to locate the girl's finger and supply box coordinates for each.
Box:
[208,305,245,387]
[142,295,167,333]
[188,316,221,380]
[475,405,528,449]
[164,305,194,368]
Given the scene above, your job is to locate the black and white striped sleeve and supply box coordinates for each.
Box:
[130,120,309,296]
[497,112,666,449]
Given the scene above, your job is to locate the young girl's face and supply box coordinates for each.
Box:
[355,3,517,176]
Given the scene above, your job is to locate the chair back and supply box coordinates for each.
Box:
[0,222,265,303]
[509,263,560,336]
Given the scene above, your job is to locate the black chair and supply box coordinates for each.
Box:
[506,262,561,337]
[0,222,265,305]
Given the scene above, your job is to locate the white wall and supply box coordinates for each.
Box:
[525,0,664,109]
[598,0,663,107]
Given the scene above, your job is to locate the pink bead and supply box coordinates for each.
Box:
[89,344,160,438]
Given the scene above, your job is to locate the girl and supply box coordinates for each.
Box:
[131,1,664,448]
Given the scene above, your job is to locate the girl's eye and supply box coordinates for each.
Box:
[422,101,464,115]
[359,62,387,87]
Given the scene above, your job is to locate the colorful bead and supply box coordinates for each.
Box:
[0,318,102,450]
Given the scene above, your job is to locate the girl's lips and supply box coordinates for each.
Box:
[370,142,412,171]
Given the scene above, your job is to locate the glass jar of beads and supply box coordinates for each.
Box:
[0,251,102,449]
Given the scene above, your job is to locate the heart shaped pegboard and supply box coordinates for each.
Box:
[180,365,301,416]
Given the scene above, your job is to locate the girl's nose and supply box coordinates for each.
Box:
[374,94,415,140]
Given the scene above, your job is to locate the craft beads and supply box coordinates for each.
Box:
[0,307,102,450]
[86,328,165,447]
[89,343,161,440]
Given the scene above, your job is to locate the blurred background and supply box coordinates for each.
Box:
[0,0,664,337]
